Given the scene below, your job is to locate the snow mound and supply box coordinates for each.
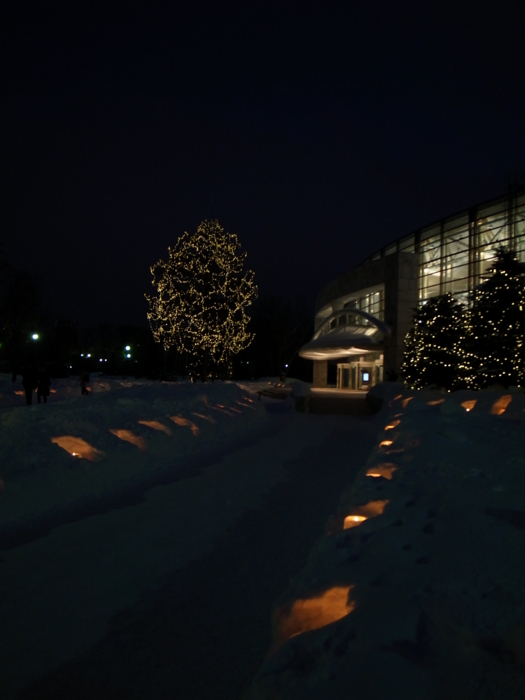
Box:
[0,381,267,542]
[248,386,525,700]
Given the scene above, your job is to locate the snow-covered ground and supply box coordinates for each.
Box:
[248,383,525,699]
[4,375,525,699]
[0,374,315,698]
[0,374,300,541]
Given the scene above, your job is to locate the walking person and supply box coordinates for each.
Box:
[37,366,51,404]
[22,365,38,406]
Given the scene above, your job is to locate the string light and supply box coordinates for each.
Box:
[401,246,525,391]
[145,220,258,380]
[401,293,467,390]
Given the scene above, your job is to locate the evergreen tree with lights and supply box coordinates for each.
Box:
[145,220,258,381]
[401,293,467,390]
[468,246,525,389]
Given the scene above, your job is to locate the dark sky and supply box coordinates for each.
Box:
[2,2,525,327]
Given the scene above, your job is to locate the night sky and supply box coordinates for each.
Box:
[2,2,525,328]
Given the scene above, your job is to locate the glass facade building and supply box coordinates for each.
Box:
[301,189,525,390]
[367,190,525,304]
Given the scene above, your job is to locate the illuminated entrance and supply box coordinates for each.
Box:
[336,355,383,390]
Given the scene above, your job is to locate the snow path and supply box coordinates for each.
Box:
[2,411,378,699]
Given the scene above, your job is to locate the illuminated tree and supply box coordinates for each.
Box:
[401,294,467,390]
[468,246,525,389]
[145,220,258,380]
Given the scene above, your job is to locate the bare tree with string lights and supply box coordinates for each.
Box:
[145,220,258,381]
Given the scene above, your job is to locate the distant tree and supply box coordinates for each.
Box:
[145,220,258,381]
[468,246,525,388]
[243,295,312,380]
[401,293,467,390]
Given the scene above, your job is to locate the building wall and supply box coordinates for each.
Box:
[313,360,328,387]
[314,253,418,375]
[383,253,419,374]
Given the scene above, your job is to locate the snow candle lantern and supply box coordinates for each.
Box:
[384,419,401,430]
[137,420,172,436]
[343,499,389,529]
[110,429,147,451]
[491,395,512,416]
[273,586,355,650]
[169,415,200,436]
[366,463,398,480]
[51,436,105,461]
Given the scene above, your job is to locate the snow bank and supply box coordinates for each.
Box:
[0,380,268,542]
[248,385,525,699]
[0,372,149,409]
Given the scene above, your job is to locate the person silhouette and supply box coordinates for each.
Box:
[22,365,38,406]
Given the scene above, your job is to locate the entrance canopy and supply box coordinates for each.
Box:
[299,309,390,361]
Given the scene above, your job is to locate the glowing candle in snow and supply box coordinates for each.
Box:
[384,419,401,430]
[191,412,216,424]
[366,464,398,480]
[491,395,512,415]
[427,398,445,406]
[461,400,476,412]
[110,429,147,451]
[343,515,367,529]
[379,440,393,447]
[51,436,105,461]
[273,586,355,650]
[402,397,414,408]
[170,415,200,436]
[137,420,172,436]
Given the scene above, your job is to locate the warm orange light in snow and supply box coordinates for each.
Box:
[401,397,414,408]
[361,499,389,516]
[461,400,477,412]
[366,464,398,480]
[137,420,172,436]
[491,395,512,415]
[110,429,147,451]
[384,419,401,430]
[51,436,105,461]
[170,416,200,436]
[274,586,355,649]
[343,515,367,529]
[427,398,445,406]
[343,499,389,529]
[379,440,393,447]
[191,412,216,424]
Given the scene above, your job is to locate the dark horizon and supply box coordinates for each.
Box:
[2,3,525,328]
